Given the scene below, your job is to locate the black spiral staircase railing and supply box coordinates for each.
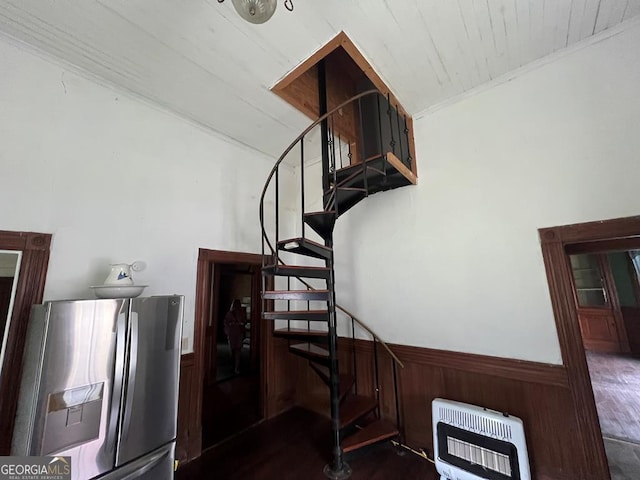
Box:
[259,89,414,479]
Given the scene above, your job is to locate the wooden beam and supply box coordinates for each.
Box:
[387,152,417,185]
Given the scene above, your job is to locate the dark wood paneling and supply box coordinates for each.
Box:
[0,231,51,455]
[293,337,590,479]
[391,342,568,388]
[177,353,196,465]
[265,338,299,418]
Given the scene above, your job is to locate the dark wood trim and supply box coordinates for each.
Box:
[540,215,640,244]
[198,249,264,265]
[176,353,196,464]
[190,249,268,463]
[391,342,567,388]
[538,216,640,480]
[343,339,568,387]
[0,230,51,455]
[565,237,640,254]
[386,152,417,186]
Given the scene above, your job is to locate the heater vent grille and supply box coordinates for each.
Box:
[438,406,513,440]
[432,398,531,480]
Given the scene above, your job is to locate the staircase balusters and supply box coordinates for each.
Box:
[403,114,412,170]
[396,102,404,168]
[376,94,388,179]
[275,167,280,248]
[300,136,305,239]
[392,360,402,441]
[338,133,344,171]
[387,93,396,156]
[373,340,381,420]
[357,96,368,195]
[287,276,291,333]
[351,317,358,395]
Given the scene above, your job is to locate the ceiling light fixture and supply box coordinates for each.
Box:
[217,0,293,24]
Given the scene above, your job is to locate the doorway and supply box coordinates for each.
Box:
[540,218,640,480]
[566,246,640,479]
[0,231,51,454]
[195,249,267,452]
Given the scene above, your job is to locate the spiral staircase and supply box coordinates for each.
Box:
[259,90,415,479]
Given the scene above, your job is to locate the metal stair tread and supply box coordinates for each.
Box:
[303,211,337,240]
[277,237,333,260]
[273,328,329,338]
[263,310,329,322]
[324,187,368,217]
[342,420,399,453]
[263,289,330,301]
[289,342,330,360]
[333,162,386,190]
[340,395,378,428]
[262,264,331,279]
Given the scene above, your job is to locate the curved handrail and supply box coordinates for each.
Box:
[336,304,404,369]
[289,274,405,368]
[259,89,379,256]
[259,88,404,369]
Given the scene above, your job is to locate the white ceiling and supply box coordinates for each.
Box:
[1,0,638,158]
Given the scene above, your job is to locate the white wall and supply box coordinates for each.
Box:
[0,36,294,352]
[332,22,640,364]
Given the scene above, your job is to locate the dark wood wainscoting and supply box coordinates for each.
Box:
[177,353,197,465]
[264,337,299,418]
[293,339,589,480]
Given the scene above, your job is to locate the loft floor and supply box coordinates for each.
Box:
[176,407,437,480]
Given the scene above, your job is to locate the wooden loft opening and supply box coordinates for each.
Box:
[271,32,417,184]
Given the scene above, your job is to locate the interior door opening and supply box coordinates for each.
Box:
[564,240,640,479]
[539,216,640,480]
[201,258,263,451]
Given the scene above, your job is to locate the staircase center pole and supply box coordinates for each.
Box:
[318,59,350,480]
[323,236,351,480]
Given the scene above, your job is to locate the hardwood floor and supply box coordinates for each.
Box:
[201,371,262,450]
[586,351,640,443]
[177,407,437,480]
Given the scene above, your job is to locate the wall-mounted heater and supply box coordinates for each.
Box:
[432,399,531,480]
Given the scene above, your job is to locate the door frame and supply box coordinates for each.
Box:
[539,215,640,480]
[190,248,272,460]
[0,230,51,454]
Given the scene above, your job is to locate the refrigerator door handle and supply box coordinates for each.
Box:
[106,311,127,454]
[121,312,139,441]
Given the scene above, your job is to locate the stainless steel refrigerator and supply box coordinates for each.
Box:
[12,295,184,480]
